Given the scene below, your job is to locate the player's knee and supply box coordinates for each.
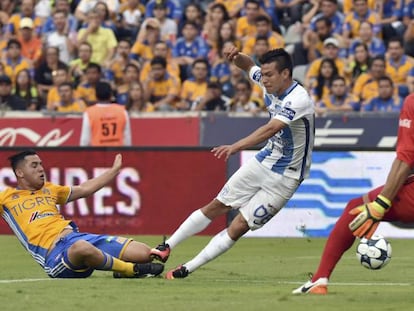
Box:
[69,240,95,257]
[227,215,249,240]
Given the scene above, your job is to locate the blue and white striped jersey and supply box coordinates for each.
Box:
[249,65,315,181]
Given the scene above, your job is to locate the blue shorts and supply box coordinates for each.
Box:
[44,232,132,278]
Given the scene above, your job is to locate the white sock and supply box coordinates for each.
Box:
[166,209,211,249]
[184,229,235,273]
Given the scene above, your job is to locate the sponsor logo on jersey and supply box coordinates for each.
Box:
[252,70,262,82]
[279,107,296,120]
[29,211,56,223]
[43,188,51,195]
[399,118,412,128]
[12,194,20,200]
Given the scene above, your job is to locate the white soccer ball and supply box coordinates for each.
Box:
[356,235,392,270]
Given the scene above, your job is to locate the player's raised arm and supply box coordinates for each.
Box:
[68,153,122,201]
[223,44,255,73]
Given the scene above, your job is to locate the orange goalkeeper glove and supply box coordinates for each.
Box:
[348,195,391,238]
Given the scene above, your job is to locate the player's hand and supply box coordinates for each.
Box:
[348,195,391,238]
[223,45,240,62]
[211,145,237,161]
[112,154,122,172]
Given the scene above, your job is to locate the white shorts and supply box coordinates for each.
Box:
[217,158,300,230]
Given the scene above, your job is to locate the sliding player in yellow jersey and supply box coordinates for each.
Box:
[0,150,163,278]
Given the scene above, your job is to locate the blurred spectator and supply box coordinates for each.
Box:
[385,37,414,98]
[119,0,144,40]
[34,46,67,98]
[131,17,162,63]
[310,58,339,103]
[35,0,52,21]
[305,37,347,89]
[177,58,209,111]
[363,75,403,111]
[407,67,414,94]
[45,10,76,64]
[242,15,284,55]
[202,2,230,50]
[178,2,205,37]
[17,18,42,65]
[0,74,28,110]
[153,0,178,44]
[377,0,405,44]
[193,81,229,111]
[403,0,414,57]
[210,41,233,92]
[348,21,386,59]
[344,42,371,84]
[251,36,270,65]
[293,16,333,66]
[352,55,388,105]
[235,0,261,42]
[142,56,181,111]
[106,39,140,86]
[75,0,120,23]
[140,40,180,82]
[77,9,117,67]
[303,0,344,35]
[80,81,132,146]
[115,63,141,105]
[315,75,357,115]
[5,0,43,39]
[172,21,210,81]
[14,68,39,111]
[125,81,155,113]
[145,0,182,23]
[342,0,381,44]
[342,0,376,14]
[46,66,71,111]
[214,0,243,19]
[0,1,15,30]
[275,0,307,27]
[42,0,78,36]
[69,42,93,86]
[54,82,86,113]
[93,1,118,34]
[3,39,33,85]
[209,20,240,64]
[227,78,263,113]
[76,62,103,106]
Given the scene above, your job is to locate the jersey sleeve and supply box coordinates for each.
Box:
[276,86,314,125]
[396,94,414,167]
[48,183,72,205]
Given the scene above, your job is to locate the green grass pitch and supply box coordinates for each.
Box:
[1,235,413,311]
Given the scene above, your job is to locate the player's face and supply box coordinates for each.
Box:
[17,155,46,190]
[261,62,287,95]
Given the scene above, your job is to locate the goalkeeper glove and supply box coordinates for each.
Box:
[348,195,391,238]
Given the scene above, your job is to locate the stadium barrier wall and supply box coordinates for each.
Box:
[0,148,227,235]
[0,112,399,148]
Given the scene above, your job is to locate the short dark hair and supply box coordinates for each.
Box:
[7,39,21,49]
[9,150,37,173]
[58,81,73,90]
[259,48,293,76]
[151,56,167,68]
[255,15,271,24]
[86,62,101,73]
[95,81,112,101]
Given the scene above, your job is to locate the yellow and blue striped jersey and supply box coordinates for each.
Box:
[0,182,72,268]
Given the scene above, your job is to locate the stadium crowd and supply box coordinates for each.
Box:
[0,0,413,115]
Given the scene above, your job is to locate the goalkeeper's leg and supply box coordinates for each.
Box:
[311,196,363,281]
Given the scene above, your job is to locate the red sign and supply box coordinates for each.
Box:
[0,149,227,235]
[0,117,200,146]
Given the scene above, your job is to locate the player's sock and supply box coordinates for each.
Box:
[97,251,135,276]
[166,209,211,249]
[312,197,363,281]
[184,229,235,273]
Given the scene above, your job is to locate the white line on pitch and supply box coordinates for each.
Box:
[0,278,53,284]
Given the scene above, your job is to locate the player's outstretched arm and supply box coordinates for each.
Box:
[68,154,122,201]
[223,45,255,73]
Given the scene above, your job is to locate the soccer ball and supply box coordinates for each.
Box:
[356,235,392,270]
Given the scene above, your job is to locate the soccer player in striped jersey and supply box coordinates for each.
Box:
[151,47,315,279]
[0,150,163,278]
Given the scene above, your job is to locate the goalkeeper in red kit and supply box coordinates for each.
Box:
[293,93,414,295]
